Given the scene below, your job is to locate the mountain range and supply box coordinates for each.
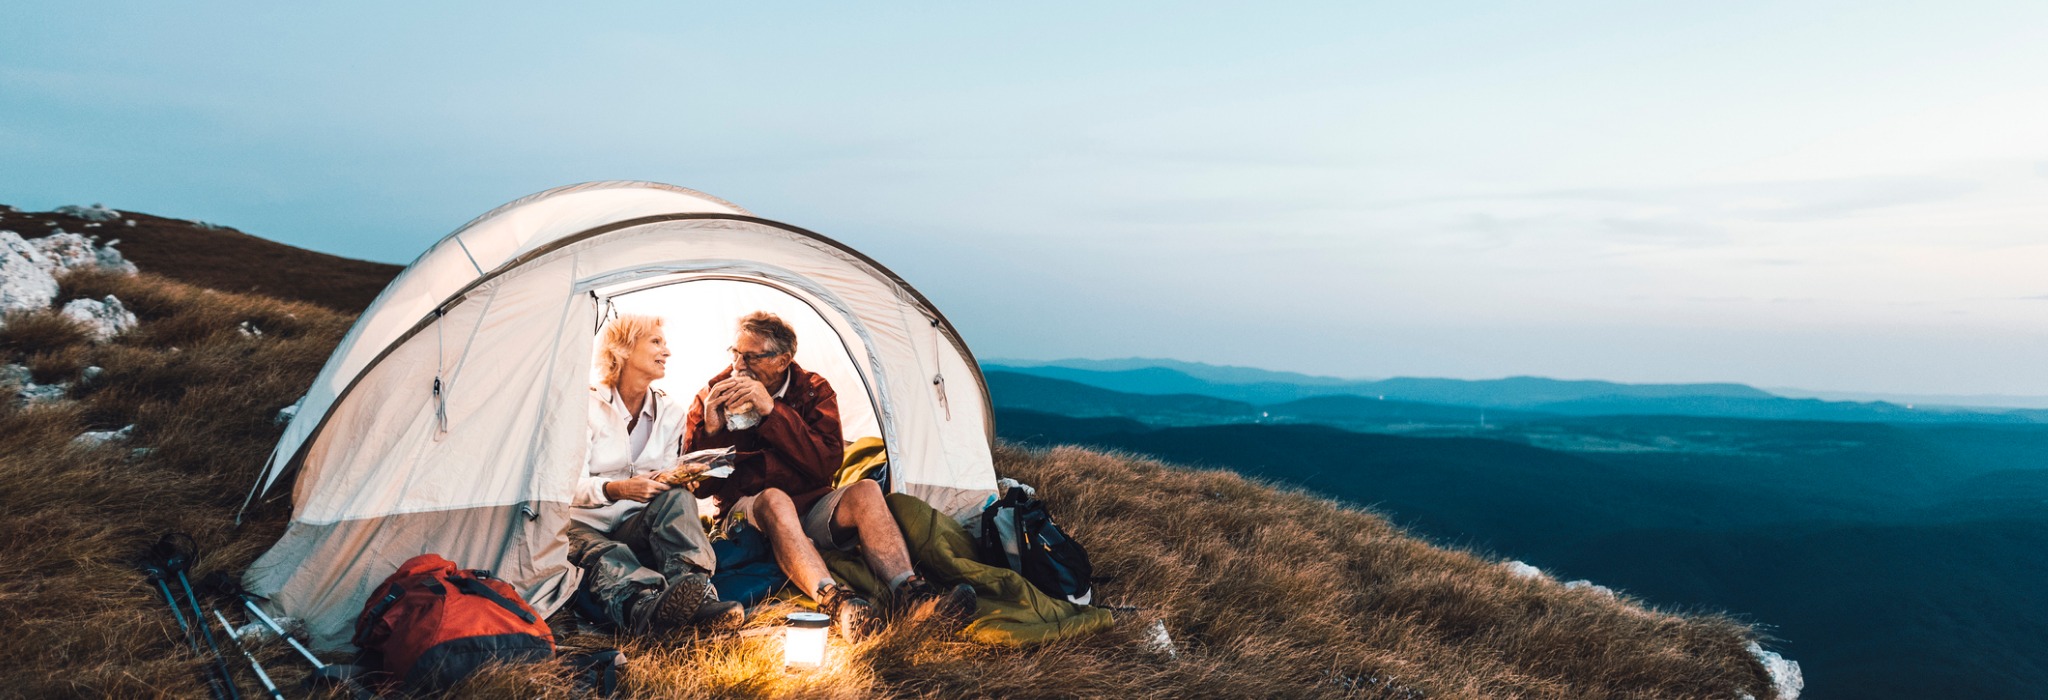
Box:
[986,368,2048,699]
[985,360,2048,426]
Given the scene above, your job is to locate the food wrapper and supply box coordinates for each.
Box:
[653,447,737,485]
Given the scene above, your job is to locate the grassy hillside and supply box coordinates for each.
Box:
[998,408,2048,698]
[2,204,401,311]
[0,270,1782,694]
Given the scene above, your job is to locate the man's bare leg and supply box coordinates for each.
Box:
[830,480,915,584]
[752,488,833,598]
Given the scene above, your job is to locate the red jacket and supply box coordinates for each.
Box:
[683,363,845,520]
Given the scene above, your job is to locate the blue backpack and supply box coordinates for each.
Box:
[977,480,1095,605]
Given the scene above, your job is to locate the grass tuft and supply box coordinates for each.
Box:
[0,309,91,356]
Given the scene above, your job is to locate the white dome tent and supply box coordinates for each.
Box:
[240,182,997,650]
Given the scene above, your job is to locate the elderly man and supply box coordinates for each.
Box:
[685,312,972,639]
[568,314,744,635]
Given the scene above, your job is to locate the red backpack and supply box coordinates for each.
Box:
[352,554,556,689]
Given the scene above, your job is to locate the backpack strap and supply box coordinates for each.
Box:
[451,575,538,624]
[364,582,407,621]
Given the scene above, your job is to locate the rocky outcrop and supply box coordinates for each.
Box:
[61,295,138,342]
[1,227,142,330]
[53,204,122,222]
[1,230,60,315]
[32,231,140,276]
[1,363,69,406]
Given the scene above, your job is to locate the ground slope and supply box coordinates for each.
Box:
[1,204,401,312]
[0,224,1784,699]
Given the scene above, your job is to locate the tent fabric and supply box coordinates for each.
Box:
[243,182,998,650]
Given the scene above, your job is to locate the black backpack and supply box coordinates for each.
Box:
[977,479,1095,605]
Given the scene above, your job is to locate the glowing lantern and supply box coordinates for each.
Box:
[784,612,831,669]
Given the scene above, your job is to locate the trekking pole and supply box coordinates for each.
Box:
[178,567,242,700]
[214,609,286,700]
[204,571,326,670]
[155,534,243,700]
[144,542,233,700]
[144,563,195,643]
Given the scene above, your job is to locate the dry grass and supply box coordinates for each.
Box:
[0,270,348,699]
[0,271,1780,699]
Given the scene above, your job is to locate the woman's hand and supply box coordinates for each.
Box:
[603,476,671,503]
[662,460,711,481]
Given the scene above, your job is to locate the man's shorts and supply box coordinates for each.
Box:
[734,482,863,552]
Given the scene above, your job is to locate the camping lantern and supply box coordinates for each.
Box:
[784,612,831,669]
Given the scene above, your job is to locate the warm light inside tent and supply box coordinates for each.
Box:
[783,612,831,669]
[606,278,880,442]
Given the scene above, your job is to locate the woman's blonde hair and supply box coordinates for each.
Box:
[596,314,663,388]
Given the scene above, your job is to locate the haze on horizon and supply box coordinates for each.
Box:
[5,2,2046,398]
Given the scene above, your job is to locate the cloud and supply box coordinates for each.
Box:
[1728,177,1982,222]
[1380,175,1984,224]
[1599,217,1727,245]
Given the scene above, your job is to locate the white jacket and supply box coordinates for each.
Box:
[573,384,688,531]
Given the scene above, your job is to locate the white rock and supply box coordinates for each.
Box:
[74,424,135,446]
[275,401,301,425]
[1504,560,1546,579]
[16,381,68,405]
[31,231,137,276]
[1563,580,1616,598]
[95,238,138,274]
[31,232,98,274]
[1747,642,1803,700]
[239,321,264,337]
[60,295,138,341]
[54,204,122,222]
[81,365,103,383]
[1142,618,1177,659]
[4,365,65,405]
[0,230,59,315]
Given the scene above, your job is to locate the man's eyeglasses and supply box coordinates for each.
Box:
[730,347,786,364]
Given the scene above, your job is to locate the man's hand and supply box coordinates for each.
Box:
[603,476,671,503]
[699,390,726,434]
[712,375,776,417]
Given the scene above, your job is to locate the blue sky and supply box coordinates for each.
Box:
[6,2,2047,396]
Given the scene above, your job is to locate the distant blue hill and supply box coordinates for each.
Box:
[984,356,1365,387]
[986,360,2045,425]
[986,370,1553,431]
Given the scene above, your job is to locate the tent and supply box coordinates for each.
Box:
[240,182,998,650]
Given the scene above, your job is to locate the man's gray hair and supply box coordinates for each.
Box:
[738,311,797,356]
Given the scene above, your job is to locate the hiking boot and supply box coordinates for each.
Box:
[891,574,978,623]
[692,599,746,630]
[627,572,718,635]
[815,583,877,641]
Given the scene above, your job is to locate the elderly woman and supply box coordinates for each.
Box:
[566,313,742,634]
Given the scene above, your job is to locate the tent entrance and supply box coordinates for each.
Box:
[601,276,885,450]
